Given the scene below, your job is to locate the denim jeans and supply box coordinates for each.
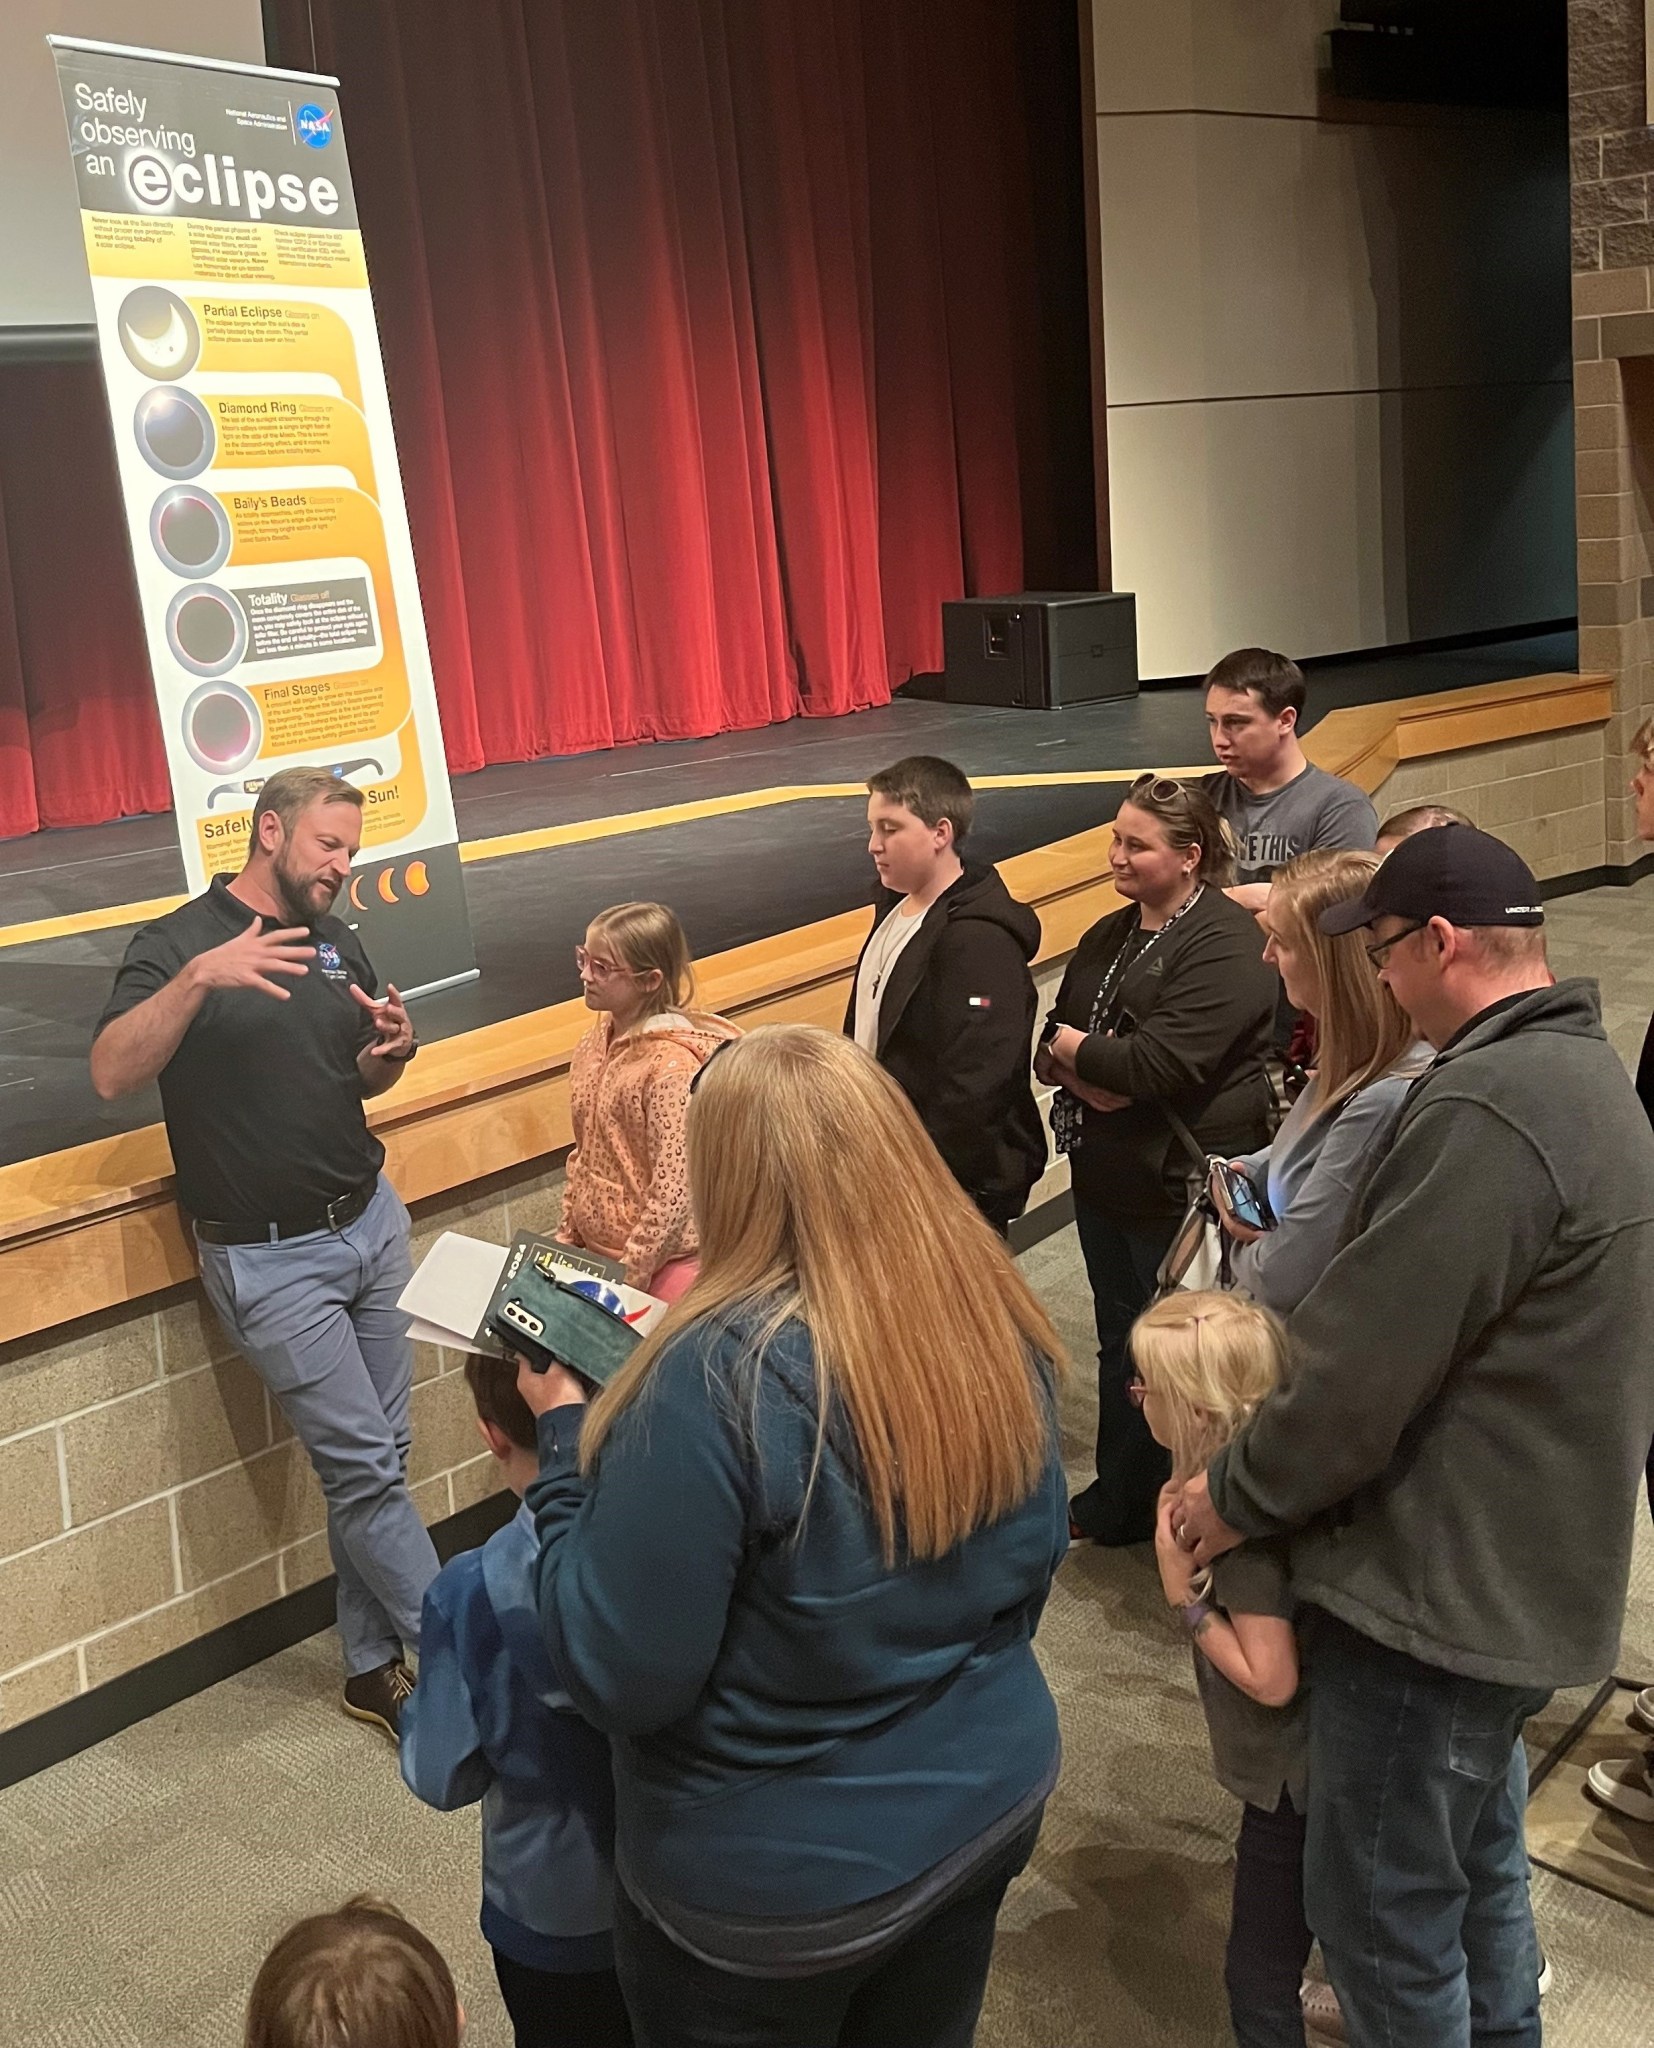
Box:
[611,1816,1041,2048]
[1303,1612,1551,2048]
[1067,1201,1176,1543]
[197,1177,440,1676]
[1227,1792,1310,2048]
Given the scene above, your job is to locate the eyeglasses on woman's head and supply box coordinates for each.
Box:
[1129,774,1188,805]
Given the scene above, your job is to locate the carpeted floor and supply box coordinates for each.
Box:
[0,875,1650,2047]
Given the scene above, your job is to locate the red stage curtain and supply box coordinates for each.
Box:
[0,362,170,832]
[0,0,1089,837]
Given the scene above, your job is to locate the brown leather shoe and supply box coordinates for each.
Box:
[342,1658,415,1741]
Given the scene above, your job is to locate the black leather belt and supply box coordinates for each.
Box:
[194,1179,376,1246]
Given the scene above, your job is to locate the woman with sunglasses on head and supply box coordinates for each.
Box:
[1039,776,1276,1546]
[516,1026,1070,2048]
[560,903,738,1301]
[1212,850,1432,1318]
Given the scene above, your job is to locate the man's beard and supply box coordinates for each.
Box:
[273,853,340,925]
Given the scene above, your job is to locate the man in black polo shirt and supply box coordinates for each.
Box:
[91,766,436,1739]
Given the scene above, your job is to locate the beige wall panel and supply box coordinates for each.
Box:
[1091,0,1334,118]
[1098,112,1376,404]
[1110,382,1574,678]
[1097,113,1571,409]
[1107,391,1388,676]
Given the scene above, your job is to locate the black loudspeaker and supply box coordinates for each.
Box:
[940,591,1138,708]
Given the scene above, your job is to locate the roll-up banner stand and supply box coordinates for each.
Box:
[48,37,476,998]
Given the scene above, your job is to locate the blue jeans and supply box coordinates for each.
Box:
[197,1177,440,1676]
[1303,1612,1550,2048]
[1068,1201,1176,1543]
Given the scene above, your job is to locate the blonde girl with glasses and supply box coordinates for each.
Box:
[1131,1290,1310,2048]
[560,903,738,1298]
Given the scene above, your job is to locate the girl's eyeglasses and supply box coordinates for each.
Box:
[1127,1374,1148,1407]
[574,945,637,981]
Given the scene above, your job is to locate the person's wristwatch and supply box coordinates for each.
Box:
[377,1038,419,1064]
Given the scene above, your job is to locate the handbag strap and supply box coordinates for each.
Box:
[1159,1102,1208,1178]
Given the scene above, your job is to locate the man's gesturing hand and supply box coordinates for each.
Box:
[189,917,314,999]
[351,981,415,1059]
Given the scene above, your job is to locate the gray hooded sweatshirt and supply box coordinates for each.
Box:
[1209,978,1654,1690]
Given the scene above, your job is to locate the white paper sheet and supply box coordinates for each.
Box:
[396,1230,507,1350]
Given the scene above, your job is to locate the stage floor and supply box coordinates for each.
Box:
[0,630,1574,1167]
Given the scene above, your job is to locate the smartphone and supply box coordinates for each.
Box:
[1038,1014,1061,1047]
[487,1270,642,1389]
[1212,1160,1276,1232]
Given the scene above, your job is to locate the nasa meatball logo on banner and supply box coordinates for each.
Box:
[294,102,334,149]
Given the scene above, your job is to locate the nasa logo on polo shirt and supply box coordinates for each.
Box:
[316,940,350,984]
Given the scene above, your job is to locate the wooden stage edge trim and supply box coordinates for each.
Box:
[0,670,1612,1347]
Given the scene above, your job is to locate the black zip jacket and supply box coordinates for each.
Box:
[1047,886,1276,1220]
[843,864,1047,1223]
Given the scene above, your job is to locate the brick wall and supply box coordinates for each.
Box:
[1369,729,1608,879]
[1571,0,1654,861]
[0,1159,562,1734]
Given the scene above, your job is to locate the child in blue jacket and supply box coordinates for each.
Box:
[400,1353,631,2048]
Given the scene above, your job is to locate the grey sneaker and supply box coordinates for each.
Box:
[1632,1686,1654,1735]
[1586,1747,1654,1824]
[342,1658,415,1742]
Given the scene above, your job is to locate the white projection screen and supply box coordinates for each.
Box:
[3,1,266,329]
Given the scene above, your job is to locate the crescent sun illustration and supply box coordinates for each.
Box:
[126,303,193,372]
[378,869,400,904]
[349,876,367,911]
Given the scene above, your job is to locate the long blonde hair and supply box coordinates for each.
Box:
[1269,849,1415,1117]
[579,1026,1066,1561]
[1129,1291,1288,1483]
[587,901,696,1021]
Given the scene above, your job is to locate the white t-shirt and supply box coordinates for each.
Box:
[852,902,929,1053]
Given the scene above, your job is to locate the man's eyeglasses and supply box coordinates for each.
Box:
[574,945,637,981]
[1364,921,1427,968]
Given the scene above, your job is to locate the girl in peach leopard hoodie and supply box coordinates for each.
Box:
[558,902,739,1299]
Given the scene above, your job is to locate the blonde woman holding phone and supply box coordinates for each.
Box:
[1212,850,1431,1316]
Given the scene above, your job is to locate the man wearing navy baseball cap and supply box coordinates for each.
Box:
[1177,822,1654,2046]
[1317,823,1547,1048]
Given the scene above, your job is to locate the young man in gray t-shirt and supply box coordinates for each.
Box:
[1202,647,1377,910]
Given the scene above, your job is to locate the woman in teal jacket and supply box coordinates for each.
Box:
[516,1024,1070,2048]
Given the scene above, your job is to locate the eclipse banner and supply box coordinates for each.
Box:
[49,35,476,996]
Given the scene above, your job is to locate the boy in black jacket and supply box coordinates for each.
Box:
[844,757,1047,1232]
